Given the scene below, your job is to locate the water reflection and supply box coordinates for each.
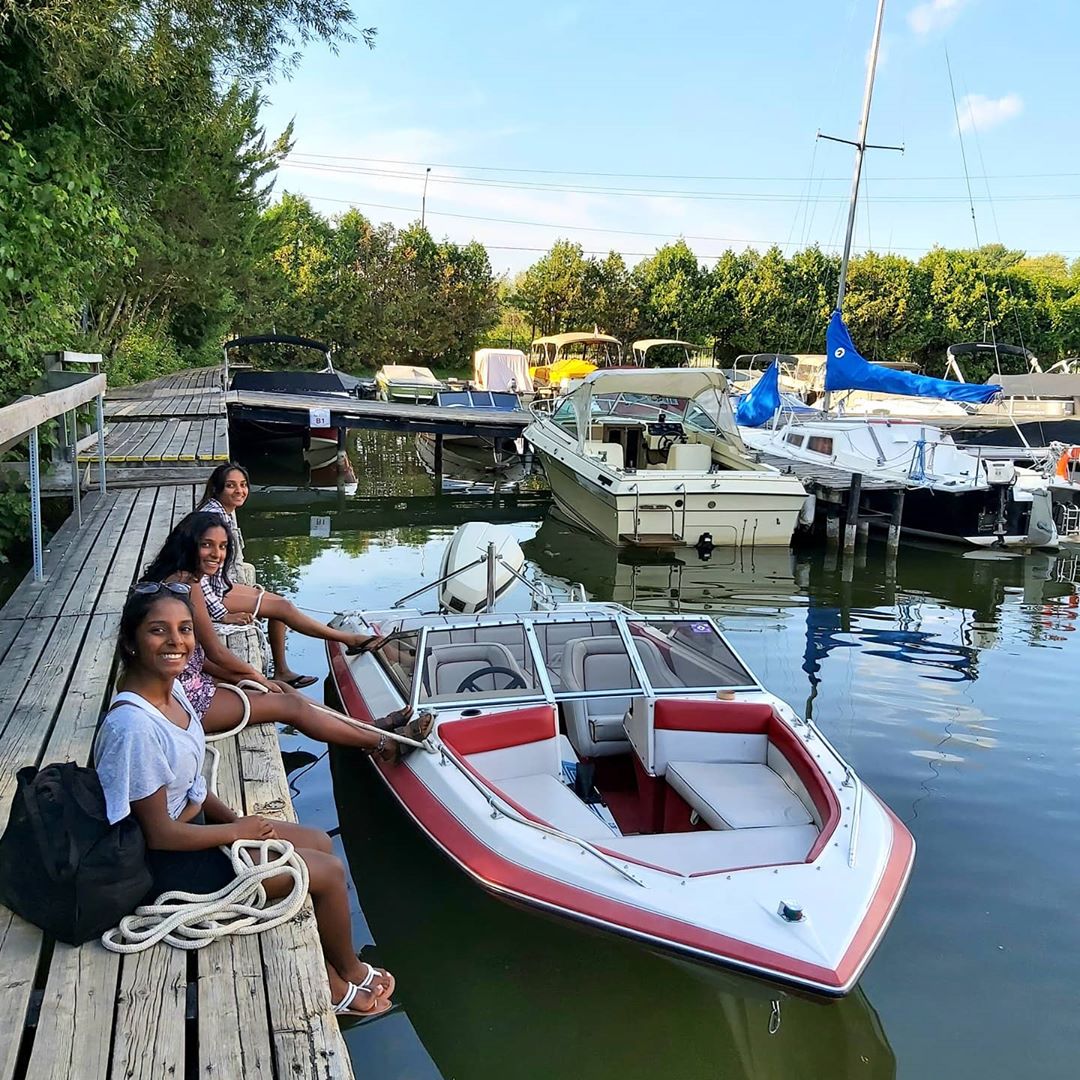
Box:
[331,747,896,1080]
[236,452,1080,1080]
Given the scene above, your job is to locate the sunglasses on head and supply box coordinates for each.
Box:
[131,581,192,597]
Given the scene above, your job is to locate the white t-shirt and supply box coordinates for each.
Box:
[93,684,208,825]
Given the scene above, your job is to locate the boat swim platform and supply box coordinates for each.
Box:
[0,486,354,1080]
[227,387,532,439]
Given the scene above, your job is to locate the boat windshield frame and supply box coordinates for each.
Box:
[367,611,761,712]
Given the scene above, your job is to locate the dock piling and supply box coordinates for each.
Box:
[433,432,444,494]
[843,473,863,553]
[887,488,905,552]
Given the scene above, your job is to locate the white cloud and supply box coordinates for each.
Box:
[956,92,1023,133]
[907,0,972,35]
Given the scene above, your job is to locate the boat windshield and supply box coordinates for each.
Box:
[371,614,756,707]
[555,392,722,437]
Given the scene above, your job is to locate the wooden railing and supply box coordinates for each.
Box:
[0,366,107,581]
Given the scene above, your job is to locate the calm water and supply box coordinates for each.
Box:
[238,431,1080,1080]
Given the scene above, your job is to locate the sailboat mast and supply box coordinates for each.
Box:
[836,0,888,312]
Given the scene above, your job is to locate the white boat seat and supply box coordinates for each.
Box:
[496,774,617,842]
[584,440,624,469]
[603,826,818,876]
[666,762,813,830]
[426,641,526,697]
[665,442,712,472]
[559,635,676,758]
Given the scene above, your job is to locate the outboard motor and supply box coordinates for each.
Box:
[438,522,525,614]
[1024,488,1058,549]
[982,459,1017,545]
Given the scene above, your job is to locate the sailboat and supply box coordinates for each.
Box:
[735,0,1058,550]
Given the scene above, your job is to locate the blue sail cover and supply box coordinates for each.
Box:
[824,310,1002,403]
[734,360,781,427]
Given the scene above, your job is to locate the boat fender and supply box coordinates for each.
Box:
[798,494,816,528]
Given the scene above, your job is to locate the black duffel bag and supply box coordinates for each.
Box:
[0,762,152,944]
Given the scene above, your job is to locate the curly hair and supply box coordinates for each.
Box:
[143,511,236,591]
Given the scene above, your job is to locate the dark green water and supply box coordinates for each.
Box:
[238,431,1080,1080]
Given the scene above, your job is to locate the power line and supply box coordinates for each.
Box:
[284,151,1080,184]
[281,158,1080,204]
[298,192,1080,255]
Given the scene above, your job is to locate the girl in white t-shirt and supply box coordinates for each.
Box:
[94,582,397,1018]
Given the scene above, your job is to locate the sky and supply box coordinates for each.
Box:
[259,0,1079,277]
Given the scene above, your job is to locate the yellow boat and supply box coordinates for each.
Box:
[529,331,622,387]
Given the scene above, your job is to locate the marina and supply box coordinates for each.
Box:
[2,0,1078,1076]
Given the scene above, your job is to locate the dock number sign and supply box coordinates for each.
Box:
[309,406,331,429]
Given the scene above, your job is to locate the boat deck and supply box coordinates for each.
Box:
[0,483,353,1078]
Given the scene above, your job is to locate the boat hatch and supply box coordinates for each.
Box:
[365,613,759,710]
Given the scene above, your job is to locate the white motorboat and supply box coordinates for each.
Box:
[741,415,1058,549]
[326,525,914,996]
[473,348,533,395]
[524,367,810,547]
[376,364,446,403]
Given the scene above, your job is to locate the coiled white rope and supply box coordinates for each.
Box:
[101,680,308,953]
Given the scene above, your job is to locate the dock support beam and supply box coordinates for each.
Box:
[433,432,444,495]
[95,393,107,494]
[29,426,43,582]
[825,509,840,544]
[843,473,863,553]
[67,409,82,527]
[887,488,905,553]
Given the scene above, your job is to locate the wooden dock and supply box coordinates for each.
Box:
[81,368,230,482]
[0,374,354,1078]
[227,387,531,438]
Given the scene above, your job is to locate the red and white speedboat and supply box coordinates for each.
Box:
[326,527,913,996]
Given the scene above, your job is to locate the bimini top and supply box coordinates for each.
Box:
[532,332,623,350]
[631,338,698,354]
[578,366,729,398]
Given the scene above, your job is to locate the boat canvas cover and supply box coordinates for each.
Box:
[825,311,1002,403]
[995,373,1080,398]
[474,349,533,393]
[734,360,780,427]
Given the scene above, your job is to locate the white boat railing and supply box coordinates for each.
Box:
[434,743,650,888]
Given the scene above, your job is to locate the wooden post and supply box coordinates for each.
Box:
[433,432,444,494]
[857,519,870,544]
[887,488,905,552]
[843,473,862,553]
[825,507,840,544]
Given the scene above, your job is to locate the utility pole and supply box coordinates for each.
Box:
[421,167,431,229]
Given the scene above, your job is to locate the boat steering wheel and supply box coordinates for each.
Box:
[456,666,528,693]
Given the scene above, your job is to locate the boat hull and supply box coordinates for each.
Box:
[327,639,914,996]
[536,447,805,547]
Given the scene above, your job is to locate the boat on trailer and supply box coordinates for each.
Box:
[326,526,914,996]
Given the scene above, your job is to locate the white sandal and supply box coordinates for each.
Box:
[359,961,395,998]
[333,981,390,1018]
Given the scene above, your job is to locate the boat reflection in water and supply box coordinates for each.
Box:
[523,510,802,617]
[329,742,896,1080]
